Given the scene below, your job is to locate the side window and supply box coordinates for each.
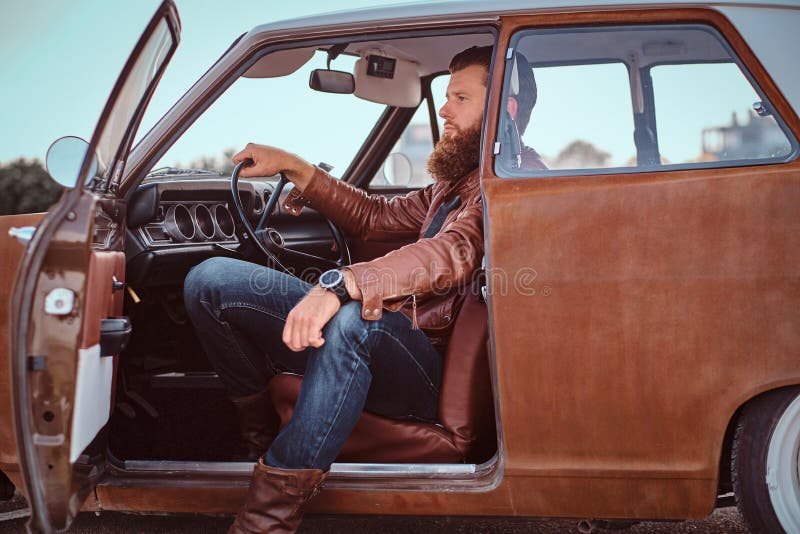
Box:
[370,74,450,189]
[524,63,635,170]
[495,25,798,178]
[651,63,792,163]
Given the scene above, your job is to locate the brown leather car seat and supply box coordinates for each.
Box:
[268,285,496,463]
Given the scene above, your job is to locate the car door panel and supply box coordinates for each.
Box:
[481,9,800,519]
[483,165,800,518]
[71,250,125,464]
[14,193,99,530]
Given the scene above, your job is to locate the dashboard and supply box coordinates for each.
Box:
[128,178,271,247]
[124,175,337,287]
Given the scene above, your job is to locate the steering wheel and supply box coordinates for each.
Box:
[229,159,350,273]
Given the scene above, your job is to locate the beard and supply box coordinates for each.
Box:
[426,123,481,183]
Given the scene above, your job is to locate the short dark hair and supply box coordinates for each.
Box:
[449,46,537,135]
[449,45,493,85]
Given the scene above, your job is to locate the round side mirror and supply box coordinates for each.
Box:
[45,136,98,188]
[381,152,412,187]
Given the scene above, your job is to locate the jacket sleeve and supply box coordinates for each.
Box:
[344,196,484,321]
[283,167,431,241]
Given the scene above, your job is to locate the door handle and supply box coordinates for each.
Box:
[9,226,36,245]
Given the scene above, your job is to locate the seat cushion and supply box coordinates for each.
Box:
[269,374,464,463]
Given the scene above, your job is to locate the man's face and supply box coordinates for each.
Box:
[427,64,487,183]
[439,64,488,138]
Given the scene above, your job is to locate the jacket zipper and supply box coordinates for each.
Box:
[411,293,419,330]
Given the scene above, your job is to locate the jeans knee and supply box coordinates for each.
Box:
[183,257,234,310]
[324,302,374,358]
[328,301,365,332]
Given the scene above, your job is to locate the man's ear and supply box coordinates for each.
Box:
[506,96,519,120]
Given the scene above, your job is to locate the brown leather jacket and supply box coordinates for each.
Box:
[283,166,483,344]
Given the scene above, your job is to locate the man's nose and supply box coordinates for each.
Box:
[438,102,450,119]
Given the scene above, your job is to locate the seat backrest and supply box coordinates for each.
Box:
[437,285,496,460]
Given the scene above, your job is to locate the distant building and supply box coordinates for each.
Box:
[701,110,791,161]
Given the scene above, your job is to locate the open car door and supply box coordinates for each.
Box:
[8,2,180,531]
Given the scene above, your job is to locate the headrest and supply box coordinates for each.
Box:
[354,53,421,108]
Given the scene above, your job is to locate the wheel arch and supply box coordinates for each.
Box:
[716,381,800,497]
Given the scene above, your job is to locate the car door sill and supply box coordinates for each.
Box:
[106,456,501,491]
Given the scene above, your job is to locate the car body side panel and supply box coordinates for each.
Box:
[91,475,713,518]
[478,8,800,519]
[94,482,516,516]
[0,213,45,471]
[484,163,800,518]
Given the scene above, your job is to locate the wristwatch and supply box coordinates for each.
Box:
[318,269,351,305]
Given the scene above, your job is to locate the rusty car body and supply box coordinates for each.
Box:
[2,0,799,532]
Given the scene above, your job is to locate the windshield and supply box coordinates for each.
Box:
[149,50,387,178]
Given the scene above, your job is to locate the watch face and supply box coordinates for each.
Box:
[319,269,343,288]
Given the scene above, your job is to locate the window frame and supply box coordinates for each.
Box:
[494,23,800,179]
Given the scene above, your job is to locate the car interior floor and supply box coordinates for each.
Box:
[109,282,241,461]
[108,271,499,465]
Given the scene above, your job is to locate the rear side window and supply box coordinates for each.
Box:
[495,24,798,178]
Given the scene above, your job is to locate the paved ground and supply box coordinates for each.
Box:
[0,492,747,533]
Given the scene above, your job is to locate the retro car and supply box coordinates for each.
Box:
[1,0,799,532]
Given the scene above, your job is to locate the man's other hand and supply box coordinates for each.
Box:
[232,143,316,191]
[282,286,341,351]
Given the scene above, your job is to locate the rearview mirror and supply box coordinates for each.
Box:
[45,136,99,188]
[309,69,355,94]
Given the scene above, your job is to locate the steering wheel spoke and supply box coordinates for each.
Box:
[229,160,350,274]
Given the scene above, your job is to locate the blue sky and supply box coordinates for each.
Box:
[0,0,773,172]
[0,0,424,166]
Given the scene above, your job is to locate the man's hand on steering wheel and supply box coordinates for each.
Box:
[228,143,351,270]
[232,143,315,191]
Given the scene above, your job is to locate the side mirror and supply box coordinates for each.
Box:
[45,136,99,188]
[309,69,355,94]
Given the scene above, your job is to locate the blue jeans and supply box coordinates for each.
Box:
[183,257,443,470]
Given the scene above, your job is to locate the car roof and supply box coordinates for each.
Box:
[249,0,800,34]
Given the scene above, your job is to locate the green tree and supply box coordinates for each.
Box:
[0,158,64,216]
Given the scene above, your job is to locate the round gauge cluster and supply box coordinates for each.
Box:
[162,202,236,243]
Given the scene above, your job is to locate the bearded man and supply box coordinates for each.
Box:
[183,46,525,533]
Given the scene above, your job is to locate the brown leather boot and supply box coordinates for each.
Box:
[228,459,328,534]
[230,390,281,461]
